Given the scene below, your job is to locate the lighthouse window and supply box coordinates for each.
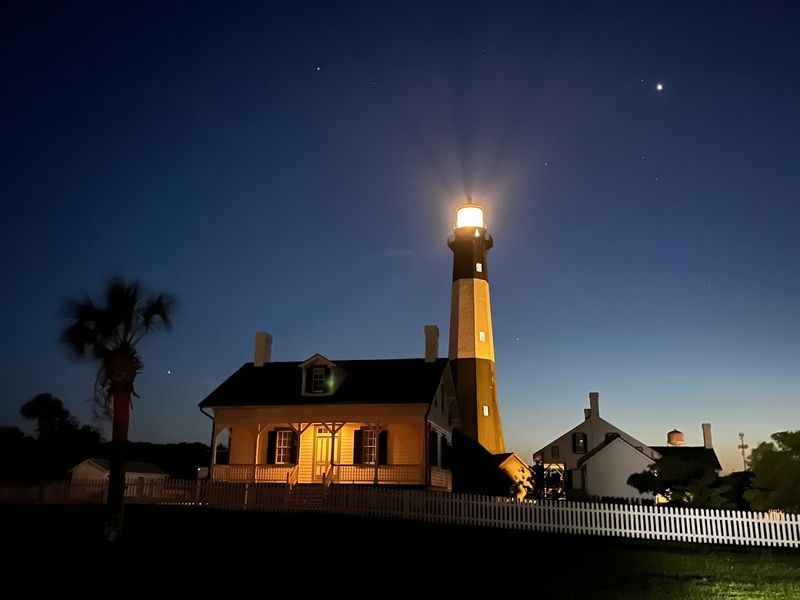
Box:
[482,405,490,417]
[479,331,486,342]
[476,262,483,273]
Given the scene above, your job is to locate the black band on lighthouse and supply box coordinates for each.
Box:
[448,228,493,282]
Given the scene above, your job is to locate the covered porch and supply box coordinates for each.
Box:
[210,406,452,491]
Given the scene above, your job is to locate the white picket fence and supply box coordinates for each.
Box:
[2,479,798,548]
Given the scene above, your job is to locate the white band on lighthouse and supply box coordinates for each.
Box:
[456,205,484,229]
[449,279,495,361]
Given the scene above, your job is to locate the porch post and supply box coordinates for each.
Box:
[253,424,262,482]
[323,422,345,483]
[373,423,382,486]
[289,422,311,484]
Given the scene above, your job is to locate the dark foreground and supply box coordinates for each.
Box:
[2,504,798,598]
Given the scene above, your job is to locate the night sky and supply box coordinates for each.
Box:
[3,3,799,472]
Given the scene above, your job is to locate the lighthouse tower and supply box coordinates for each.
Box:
[448,202,505,454]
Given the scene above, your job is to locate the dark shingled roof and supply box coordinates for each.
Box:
[651,446,722,472]
[199,358,450,408]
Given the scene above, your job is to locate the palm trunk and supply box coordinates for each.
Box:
[107,389,131,541]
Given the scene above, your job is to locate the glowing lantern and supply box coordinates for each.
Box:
[456,205,485,229]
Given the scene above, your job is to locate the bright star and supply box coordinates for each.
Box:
[656,82,664,91]
[167,369,173,375]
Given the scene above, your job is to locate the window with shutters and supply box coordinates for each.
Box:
[476,262,483,273]
[275,430,294,464]
[361,429,377,465]
[311,367,326,393]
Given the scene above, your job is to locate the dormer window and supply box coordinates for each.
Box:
[300,354,337,396]
[311,367,326,393]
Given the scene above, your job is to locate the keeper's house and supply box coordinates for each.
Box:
[199,333,456,491]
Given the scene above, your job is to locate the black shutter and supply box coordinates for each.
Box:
[353,429,363,465]
[266,430,277,464]
[440,438,449,469]
[304,369,313,393]
[378,430,388,465]
[289,431,299,464]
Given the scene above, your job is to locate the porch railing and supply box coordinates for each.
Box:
[333,464,424,485]
[430,466,453,491]
[212,464,294,483]
[213,463,451,488]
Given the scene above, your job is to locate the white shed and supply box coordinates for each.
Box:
[70,458,169,482]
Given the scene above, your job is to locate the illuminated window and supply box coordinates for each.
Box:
[482,405,490,417]
[361,429,377,465]
[572,432,588,454]
[474,228,481,237]
[476,262,483,273]
[275,430,294,464]
[551,445,559,458]
[311,367,326,393]
[479,331,486,342]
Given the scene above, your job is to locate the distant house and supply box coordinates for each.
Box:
[534,392,721,500]
[70,458,169,483]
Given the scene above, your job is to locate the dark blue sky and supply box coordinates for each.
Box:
[3,3,798,471]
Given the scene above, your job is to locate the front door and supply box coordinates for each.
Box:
[313,427,340,482]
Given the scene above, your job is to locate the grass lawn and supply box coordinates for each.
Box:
[2,503,798,598]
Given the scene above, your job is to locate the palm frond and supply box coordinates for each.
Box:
[140,293,175,332]
[61,278,174,409]
[105,278,140,343]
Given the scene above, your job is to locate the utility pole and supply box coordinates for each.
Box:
[737,433,749,471]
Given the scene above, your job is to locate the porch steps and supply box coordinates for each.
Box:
[288,485,328,511]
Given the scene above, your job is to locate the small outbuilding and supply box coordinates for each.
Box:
[70,458,169,483]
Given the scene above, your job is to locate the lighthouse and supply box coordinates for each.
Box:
[448,202,506,454]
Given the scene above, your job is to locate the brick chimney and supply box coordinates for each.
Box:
[254,331,273,367]
[702,423,713,449]
[589,391,600,419]
[424,325,439,362]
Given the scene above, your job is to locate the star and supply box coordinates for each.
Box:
[167,369,173,375]
[656,82,664,92]
[314,65,321,72]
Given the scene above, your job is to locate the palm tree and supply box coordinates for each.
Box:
[61,278,174,541]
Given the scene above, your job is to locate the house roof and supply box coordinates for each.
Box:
[650,446,722,472]
[577,435,653,467]
[79,458,168,475]
[533,415,650,459]
[492,452,515,465]
[199,358,450,408]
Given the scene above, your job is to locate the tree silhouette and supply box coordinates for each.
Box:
[745,431,800,512]
[61,278,173,541]
[20,393,75,442]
